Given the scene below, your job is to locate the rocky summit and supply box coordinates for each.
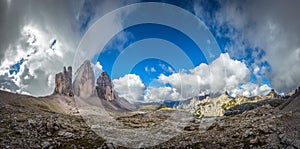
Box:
[56,61,117,101]
[96,72,116,100]
[73,60,95,98]
[177,89,285,118]
[54,66,73,96]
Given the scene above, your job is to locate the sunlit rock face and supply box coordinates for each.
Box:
[96,72,115,100]
[54,66,73,96]
[178,89,284,118]
[266,89,279,98]
[73,60,95,98]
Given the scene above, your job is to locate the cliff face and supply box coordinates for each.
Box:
[266,89,279,98]
[53,61,117,101]
[54,66,73,96]
[178,89,284,118]
[73,60,95,98]
[96,72,115,100]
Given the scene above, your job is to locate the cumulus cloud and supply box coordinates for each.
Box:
[0,24,74,96]
[112,74,180,103]
[0,0,140,96]
[113,74,145,103]
[144,86,180,103]
[159,53,251,98]
[194,0,300,93]
[92,61,103,79]
[230,83,271,97]
[0,0,86,95]
[112,53,270,103]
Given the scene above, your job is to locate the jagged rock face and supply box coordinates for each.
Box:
[54,66,73,96]
[73,60,95,98]
[266,89,279,98]
[189,89,284,118]
[96,72,115,100]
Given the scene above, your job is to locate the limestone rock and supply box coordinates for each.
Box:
[281,87,300,112]
[192,91,284,118]
[96,72,115,100]
[266,89,279,98]
[73,60,95,98]
[54,66,73,96]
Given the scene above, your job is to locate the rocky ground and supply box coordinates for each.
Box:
[0,91,107,148]
[155,104,300,148]
[0,90,300,148]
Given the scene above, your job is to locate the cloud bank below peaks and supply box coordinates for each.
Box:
[112,53,272,103]
[158,53,251,98]
[113,74,146,103]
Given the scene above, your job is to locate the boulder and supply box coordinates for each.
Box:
[73,60,95,98]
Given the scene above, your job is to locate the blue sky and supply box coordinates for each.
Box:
[79,0,276,101]
[97,23,208,85]
[1,0,300,99]
[92,1,270,89]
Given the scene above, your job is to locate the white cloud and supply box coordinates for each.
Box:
[150,67,156,72]
[105,31,134,52]
[0,0,140,96]
[0,24,75,96]
[113,74,145,103]
[92,61,103,79]
[144,86,180,103]
[145,66,149,72]
[159,63,174,73]
[112,53,270,103]
[159,53,251,98]
[230,83,271,97]
[194,0,300,93]
[167,66,174,73]
[145,66,156,73]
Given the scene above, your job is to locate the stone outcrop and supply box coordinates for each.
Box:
[157,103,300,148]
[281,86,300,112]
[53,60,118,101]
[54,66,73,96]
[224,98,284,116]
[96,72,115,100]
[289,86,300,97]
[189,89,284,118]
[266,89,279,98]
[73,60,95,98]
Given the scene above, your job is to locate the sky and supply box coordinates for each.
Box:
[0,0,300,103]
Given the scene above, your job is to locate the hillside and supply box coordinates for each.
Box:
[0,90,106,148]
[0,89,300,148]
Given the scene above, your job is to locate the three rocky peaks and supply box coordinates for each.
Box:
[54,60,115,100]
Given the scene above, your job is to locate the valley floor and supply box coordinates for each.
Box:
[0,90,300,148]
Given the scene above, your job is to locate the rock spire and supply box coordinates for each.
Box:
[54,66,73,96]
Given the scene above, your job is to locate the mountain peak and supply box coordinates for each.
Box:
[266,89,279,98]
[73,60,95,98]
[53,66,73,96]
[96,72,116,100]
